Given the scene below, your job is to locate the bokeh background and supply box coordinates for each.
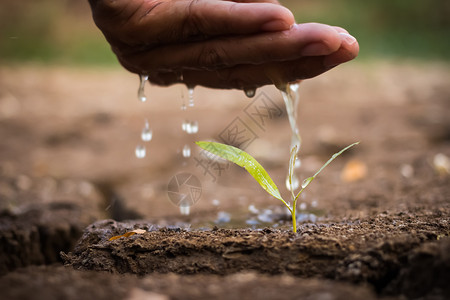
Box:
[0,0,449,224]
[1,0,449,65]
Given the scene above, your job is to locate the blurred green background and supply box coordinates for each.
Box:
[0,0,449,66]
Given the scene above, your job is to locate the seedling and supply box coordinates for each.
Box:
[196,141,359,233]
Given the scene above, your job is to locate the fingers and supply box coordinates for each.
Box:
[141,30,360,89]
[121,23,344,72]
[147,57,326,89]
[93,0,294,46]
[323,32,359,68]
[144,56,333,90]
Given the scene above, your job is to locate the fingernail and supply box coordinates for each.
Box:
[301,43,330,56]
[261,20,291,32]
[339,32,357,45]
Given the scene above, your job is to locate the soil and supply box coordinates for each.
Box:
[0,61,449,299]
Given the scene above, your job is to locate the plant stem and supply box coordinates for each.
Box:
[292,206,297,233]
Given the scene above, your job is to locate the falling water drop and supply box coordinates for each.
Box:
[180,205,190,215]
[187,86,195,107]
[182,144,191,158]
[138,74,149,102]
[135,145,146,158]
[244,88,256,98]
[182,120,189,132]
[179,85,187,111]
[182,120,198,134]
[187,121,199,134]
[141,120,153,142]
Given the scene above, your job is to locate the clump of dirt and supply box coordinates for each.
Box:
[0,175,107,275]
[63,211,450,298]
[0,203,85,276]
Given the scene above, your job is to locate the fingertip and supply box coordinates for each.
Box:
[295,23,342,53]
[261,19,292,32]
[260,4,295,31]
[322,41,359,68]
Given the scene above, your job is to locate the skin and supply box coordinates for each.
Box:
[88,0,359,89]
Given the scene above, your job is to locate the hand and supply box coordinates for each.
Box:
[89,0,359,89]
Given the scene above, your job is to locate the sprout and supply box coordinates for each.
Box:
[196,141,359,233]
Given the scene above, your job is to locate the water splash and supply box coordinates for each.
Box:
[141,119,153,142]
[138,74,149,102]
[135,145,146,158]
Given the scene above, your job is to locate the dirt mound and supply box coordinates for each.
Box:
[63,214,450,298]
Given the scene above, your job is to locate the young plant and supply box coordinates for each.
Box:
[196,141,359,233]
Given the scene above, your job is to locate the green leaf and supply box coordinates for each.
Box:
[312,142,360,179]
[295,141,360,199]
[196,141,286,205]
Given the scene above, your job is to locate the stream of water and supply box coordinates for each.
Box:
[279,82,302,191]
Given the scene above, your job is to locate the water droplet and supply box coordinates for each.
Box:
[182,144,191,158]
[433,153,450,175]
[400,164,414,178]
[135,145,146,158]
[248,204,259,214]
[179,86,187,110]
[244,88,256,98]
[182,120,188,132]
[301,177,313,189]
[246,219,259,226]
[182,120,198,134]
[141,120,153,141]
[187,121,198,134]
[215,211,231,224]
[180,205,190,215]
[187,86,195,107]
[257,209,273,223]
[285,174,300,191]
[289,82,300,93]
[138,74,149,102]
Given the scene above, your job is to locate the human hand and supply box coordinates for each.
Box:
[89,0,359,89]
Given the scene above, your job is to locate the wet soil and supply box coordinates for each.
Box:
[0,61,449,299]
